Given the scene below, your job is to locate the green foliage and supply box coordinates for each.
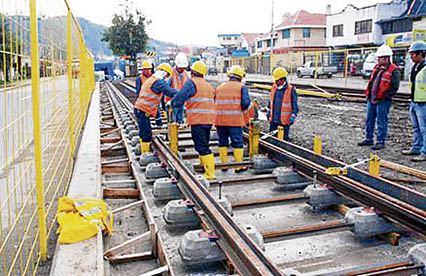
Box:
[102,2,149,60]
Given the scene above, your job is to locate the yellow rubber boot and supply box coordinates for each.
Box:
[201,153,216,180]
[198,155,204,172]
[141,142,151,154]
[233,148,247,173]
[219,147,228,172]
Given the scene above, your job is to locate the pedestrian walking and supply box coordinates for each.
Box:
[171,60,216,179]
[215,65,250,172]
[267,67,299,141]
[402,41,426,162]
[358,44,400,150]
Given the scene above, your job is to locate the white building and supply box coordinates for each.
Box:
[326,1,407,48]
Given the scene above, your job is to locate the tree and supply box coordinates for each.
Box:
[102,0,149,61]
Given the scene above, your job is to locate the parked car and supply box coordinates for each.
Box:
[208,67,218,75]
[362,53,377,79]
[296,61,337,78]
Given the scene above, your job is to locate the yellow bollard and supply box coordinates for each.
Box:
[169,122,179,155]
[313,135,322,155]
[277,126,284,140]
[249,120,259,159]
[369,153,380,177]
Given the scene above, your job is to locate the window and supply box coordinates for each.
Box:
[226,37,231,40]
[282,29,290,39]
[333,24,343,37]
[382,19,413,34]
[355,19,372,34]
[303,28,311,38]
[257,41,262,48]
[266,40,271,47]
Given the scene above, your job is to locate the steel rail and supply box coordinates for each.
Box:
[153,137,283,276]
[248,133,426,235]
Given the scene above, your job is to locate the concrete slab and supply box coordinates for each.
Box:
[50,84,103,276]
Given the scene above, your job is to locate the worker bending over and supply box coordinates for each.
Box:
[268,67,299,140]
[171,61,216,179]
[215,65,250,172]
[134,63,177,154]
[166,53,189,124]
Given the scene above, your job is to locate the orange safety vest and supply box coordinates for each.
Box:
[215,81,245,127]
[365,63,398,100]
[140,74,149,85]
[134,76,162,117]
[243,102,256,125]
[269,84,293,125]
[185,77,215,125]
[165,67,188,102]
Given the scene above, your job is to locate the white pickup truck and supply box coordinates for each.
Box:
[296,61,337,78]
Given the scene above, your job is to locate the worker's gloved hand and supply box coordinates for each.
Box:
[289,114,296,125]
[165,101,171,110]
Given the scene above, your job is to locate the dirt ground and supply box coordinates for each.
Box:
[253,92,426,194]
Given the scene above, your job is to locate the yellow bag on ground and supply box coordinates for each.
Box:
[56,196,113,244]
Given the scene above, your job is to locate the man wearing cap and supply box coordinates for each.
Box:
[402,41,426,161]
[215,65,250,173]
[171,60,216,179]
[268,67,299,141]
[134,63,177,154]
[358,45,400,150]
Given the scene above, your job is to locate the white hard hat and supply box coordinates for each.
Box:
[174,52,188,68]
[376,44,393,57]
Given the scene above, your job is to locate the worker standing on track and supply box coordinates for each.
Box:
[358,44,400,150]
[171,60,216,179]
[166,53,189,124]
[402,41,426,162]
[267,67,299,141]
[215,65,250,173]
[134,63,177,154]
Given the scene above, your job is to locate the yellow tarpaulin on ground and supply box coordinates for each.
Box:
[56,196,113,244]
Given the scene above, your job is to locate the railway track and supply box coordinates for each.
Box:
[99,80,426,276]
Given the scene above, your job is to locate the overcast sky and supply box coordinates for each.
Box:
[67,0,393,46]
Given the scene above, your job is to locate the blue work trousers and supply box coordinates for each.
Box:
[191,125,212,155]
[134,108,152,142]
[168,105,184,124]
[410,102,426,155]
[365,100,392,145]
[269,122,290,141]
[217,126,243,148]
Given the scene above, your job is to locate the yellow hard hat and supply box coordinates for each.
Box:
[190,60,207,76]
[229,65,245,79]
[272,67,288,81]
[157,63,173,76]
[142,60,152,69]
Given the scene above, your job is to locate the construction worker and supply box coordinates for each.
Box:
[171,60,216,179]
[244,99,258,126]
[358,44,400,150]
[402,41,426,161]
[166,53,189,124]
[135,61,163,127]
[215,65,250,173]
[267,67,298,141]
[134,63,177,154]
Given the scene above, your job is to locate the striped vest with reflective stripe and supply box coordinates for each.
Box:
[269,84,292,125]
[185,77,215,125]
[134,76,162,117]
[165,68,188,102]
[215,81,245,127]
[410,65,426,102]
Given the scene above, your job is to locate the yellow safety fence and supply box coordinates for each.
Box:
[0,0,95,275]
[230,45,410,88]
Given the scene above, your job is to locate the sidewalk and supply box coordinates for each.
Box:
[49,84,103,276]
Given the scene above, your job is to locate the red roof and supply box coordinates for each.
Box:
[276,10,326,29]
[241,33,261,45]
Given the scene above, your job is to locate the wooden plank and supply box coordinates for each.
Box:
[101,165,130,174]
[112,200,144,214]
[104,231,150,258]
[103,188,140,199]
[103,179,136,186]
[137,266,169,276]
[101,137,122,144]
[381,160,426,180]
[101,148,127,158]
[108,251,153,264]
[100,127,120,136]
[101,158,129,165]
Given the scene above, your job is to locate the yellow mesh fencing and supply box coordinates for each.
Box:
[0,0,95,274]
[230,46,410,87]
